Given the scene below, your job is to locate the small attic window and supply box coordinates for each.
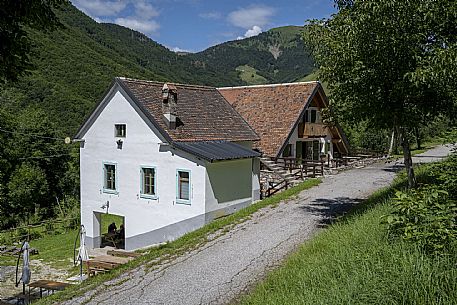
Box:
[115,124,126,138]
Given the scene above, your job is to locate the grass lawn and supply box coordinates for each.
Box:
[29,229,79,270]
[34,178,321,305]
[239,170,457,304]
[0,229,79,270]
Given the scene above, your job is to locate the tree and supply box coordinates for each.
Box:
[0,0,68,83]
[7,162,49,221]
[304,0,457,188]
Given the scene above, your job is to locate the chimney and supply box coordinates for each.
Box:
[162,83,178,129]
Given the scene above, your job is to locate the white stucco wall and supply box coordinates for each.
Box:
[80,89,206,249]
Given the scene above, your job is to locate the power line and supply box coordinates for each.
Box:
[18,153,77,160]
[0,126,69,142]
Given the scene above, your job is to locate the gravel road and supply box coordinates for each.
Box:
[64,144,455,305]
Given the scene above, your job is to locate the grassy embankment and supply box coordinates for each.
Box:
[239,158,457,305]
[32,178,321,304]
[0,229,79,270]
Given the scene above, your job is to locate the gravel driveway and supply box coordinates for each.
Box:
[64,144,455,305]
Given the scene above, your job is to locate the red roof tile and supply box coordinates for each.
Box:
[218,82,319,156]
[119,78,260,143]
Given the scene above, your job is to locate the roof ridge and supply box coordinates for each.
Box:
[118,77,215,91]
[217,81,320,90]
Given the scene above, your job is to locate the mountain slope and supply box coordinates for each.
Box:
[191,26,314,85]
[0,4,314,135]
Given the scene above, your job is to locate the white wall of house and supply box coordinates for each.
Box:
[80,90,206,250]
[80,88,258,250]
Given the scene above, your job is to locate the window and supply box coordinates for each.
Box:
[141,167,156,198]
[115,124,126,137]
[304,110,309,123]
[310,110,317,123]
[103,163,117,192]
[177,170,190,203]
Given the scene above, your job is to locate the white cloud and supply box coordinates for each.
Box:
[72,0,128,17]
[134,1,159,19]
[237,25,263,40]
[244,25,262,38]
[199,11,222,20]
[115,17,160,34]
[168,46,193,53]
[228,5,275,29]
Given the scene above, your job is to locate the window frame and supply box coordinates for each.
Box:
[102,162,118,194]
[115,124,127,138]
[310,109,317,123]
[305,107,321,124]
[176,169,191,205]
[140,166,158,199]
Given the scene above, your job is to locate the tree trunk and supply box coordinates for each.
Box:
[399,127,416,188]
[388,129,395,157]
[414,127,421,150]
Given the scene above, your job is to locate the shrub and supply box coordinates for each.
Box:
[385,186,457,254]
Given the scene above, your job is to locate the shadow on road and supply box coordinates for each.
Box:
[300,197,365,228]
[382,164,404,173]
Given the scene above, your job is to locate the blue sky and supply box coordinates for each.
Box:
[72,0,336,52]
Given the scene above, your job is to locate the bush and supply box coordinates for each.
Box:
[386,187,457,253]
[385,153,457,254]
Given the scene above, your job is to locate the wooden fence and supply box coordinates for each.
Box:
[272,157,325,177]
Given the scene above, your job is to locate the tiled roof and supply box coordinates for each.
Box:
[172,141,261,162]
[119,78,260,143]
[218,82,319,156]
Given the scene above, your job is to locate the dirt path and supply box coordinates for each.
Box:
[62,145,455,305]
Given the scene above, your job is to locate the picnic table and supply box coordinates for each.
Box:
[28,280,71,298]
[86,255,130,276]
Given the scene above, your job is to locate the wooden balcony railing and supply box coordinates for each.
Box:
[298,123,328,138]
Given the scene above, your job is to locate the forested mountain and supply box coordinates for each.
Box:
[193,26,314,85]
[1,4,313,134]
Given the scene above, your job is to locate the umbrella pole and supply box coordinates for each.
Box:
[80,257,83,280]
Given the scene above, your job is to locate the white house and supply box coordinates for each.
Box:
[75,77,261,250]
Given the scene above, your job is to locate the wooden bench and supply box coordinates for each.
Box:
[86,255,130,276]
[86,260,118,276]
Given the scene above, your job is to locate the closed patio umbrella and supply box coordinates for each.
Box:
[77,225,89,262]
[22,242,31,284]
[16,241,31,294]
[75,225,88,281]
